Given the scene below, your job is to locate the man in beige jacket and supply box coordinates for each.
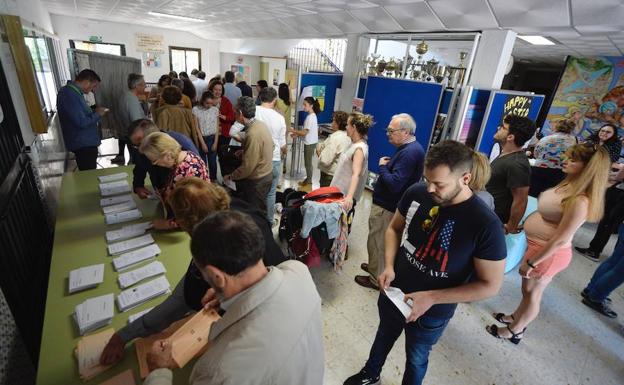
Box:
[145,211,324,385]
[224,96,274,217]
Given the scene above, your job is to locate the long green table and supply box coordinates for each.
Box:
[37,166,196,384]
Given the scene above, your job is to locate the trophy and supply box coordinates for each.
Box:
[376,58,387,75]
[386,58,398,77]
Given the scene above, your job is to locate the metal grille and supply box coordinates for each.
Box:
[287,39,347,73]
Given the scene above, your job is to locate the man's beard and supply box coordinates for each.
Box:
[429,182,462,206]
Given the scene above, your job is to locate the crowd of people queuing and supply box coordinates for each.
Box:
[56,68,623,385]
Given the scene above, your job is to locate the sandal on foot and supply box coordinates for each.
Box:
[492,312,514,325]
[486,324,525,345]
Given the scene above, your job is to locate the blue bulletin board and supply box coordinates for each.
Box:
[297,72,343,125]
[476,91,545,156]
[363,76,444,174]
[357,77,367,99]
[439,89,454,114]
[455,87,492,148]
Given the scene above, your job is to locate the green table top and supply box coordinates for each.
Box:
[37,166,195,384]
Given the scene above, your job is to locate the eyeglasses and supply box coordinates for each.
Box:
[386,127,403,134]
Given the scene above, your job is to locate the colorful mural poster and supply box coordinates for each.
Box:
[543,56,624,139]
[231,64,251,84]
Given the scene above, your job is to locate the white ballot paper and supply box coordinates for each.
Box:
[99,180,129,190]
[100,194,134,207]
[102,199,137,215]
[112,244,161,272]
[383,286,413,319]
[105,209,142,225]
[68,264,105,294]
[224,178,237,191]
[118,261,166,289]
[108,234,154,255]
[100,181,132,197]
[116,276,170,312]
[98,172,128,183]
[105,222,152,243]
[127,307,154,324]
[74,293,115,335]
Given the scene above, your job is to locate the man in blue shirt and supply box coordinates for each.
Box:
[57,69,108,170]
[128,119,199,198]
[345,140,506,385]
[355,113,425,290]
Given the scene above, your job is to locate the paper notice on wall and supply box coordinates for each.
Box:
[135,33,164,53]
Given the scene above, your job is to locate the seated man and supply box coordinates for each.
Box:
[145,211,324,385]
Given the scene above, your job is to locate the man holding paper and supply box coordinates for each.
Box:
[344,141,507,385]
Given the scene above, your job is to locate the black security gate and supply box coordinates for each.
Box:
[0,50,53,365]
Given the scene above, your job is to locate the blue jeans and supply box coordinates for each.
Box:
[585,223,624,302]
[364,294,449,385]
[266,160,281,223]
[202,135,218,181]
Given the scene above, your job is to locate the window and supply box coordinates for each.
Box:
[24,36,61,116]
[169,46,201,73]
[70,40,126,56]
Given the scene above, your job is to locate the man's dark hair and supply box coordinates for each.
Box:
[257,80,268,89]
[76,69,101,82]
[179,71,189,79]
[197,71,206,80]
[161,85,182,105]
[259,87,277,103]
[168,70,178,79]
[237,96,256,119]
[425,140,474,174]
[224,71,235,83]
[127,73,144,89]
[191,211,264,275]
[191,69,199,75]
[504,115,536,147]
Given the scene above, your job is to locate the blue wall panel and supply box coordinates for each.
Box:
[297,73,343,125]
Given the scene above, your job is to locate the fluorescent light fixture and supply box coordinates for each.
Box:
[148,11,206,22]
[518,35,555,45]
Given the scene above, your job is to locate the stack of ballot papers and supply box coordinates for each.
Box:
[74,294,115,335]
[69,264,105,294]
[116,276,170,312]
[105,222,152,243]
[112,244,161,272]
[75,328,115,381]
[108,233,155,255]
[128,307,154,324]
[105,208,142,225]
[102,199,137,215]
[100,194,133,207]
[100,180,131,197]
[98,172,128,183]
[118,261,166,289]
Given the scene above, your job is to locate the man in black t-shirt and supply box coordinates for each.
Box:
[345,141,506,385]
[485,115,536,233]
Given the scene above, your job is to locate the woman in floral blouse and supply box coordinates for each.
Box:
[139,131,209,229]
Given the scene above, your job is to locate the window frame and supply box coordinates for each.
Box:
[69,40,127,56]
[168,46,202,73]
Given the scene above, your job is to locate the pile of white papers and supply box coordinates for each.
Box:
[105,208,142,225]
[100,194,134,207]
[68,264,104,294]
[74,293,115,335]
[108,234,155,255]
[127,307,154,324]
[105,222,152,243]
[98,172,128,183]
[102,199,137,215]
[112,244,161,272]
[100,180,131,197]
[118,261,166,289]
[117,276,170,312]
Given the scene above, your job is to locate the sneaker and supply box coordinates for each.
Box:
[581,288,612,304]
[582,297,618,318]
[574,247,600,262]
[344,369,380,385]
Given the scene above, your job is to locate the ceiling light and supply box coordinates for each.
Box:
[518,35,555,45]
[148,11,206,22]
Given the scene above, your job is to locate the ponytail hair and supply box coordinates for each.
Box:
[349,112,374,137]
[469,151,491,192]
[304,96,321,114]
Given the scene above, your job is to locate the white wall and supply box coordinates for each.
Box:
[0,0,54,34]
[261,57,287,87]
[220,53,261,84]
[51,14,221,83]
[220,39,301,57]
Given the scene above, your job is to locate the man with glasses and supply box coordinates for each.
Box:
[485,115,536,234]
[355,113,425,290]
[113,73,147,164]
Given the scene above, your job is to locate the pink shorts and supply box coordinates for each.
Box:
[522,239,572,279]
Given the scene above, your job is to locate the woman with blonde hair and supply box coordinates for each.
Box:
[470,150,494,210]
[487,143,610,344]
[139,132,208,229]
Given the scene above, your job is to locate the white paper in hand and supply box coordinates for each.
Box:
[383,286,412,319]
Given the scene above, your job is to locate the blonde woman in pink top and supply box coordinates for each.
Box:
[487,143,610,344]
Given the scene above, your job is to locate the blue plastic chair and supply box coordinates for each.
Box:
[504,196,538,274]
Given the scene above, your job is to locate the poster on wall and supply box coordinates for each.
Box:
[272,68,280,86]
[142,52,161,68]
[298,85,326,112]
[135,33,164,53]
[543,56,624,139]
[231,64,251,84]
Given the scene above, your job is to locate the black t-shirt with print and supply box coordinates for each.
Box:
[393,183,507,319]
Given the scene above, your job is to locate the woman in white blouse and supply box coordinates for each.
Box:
[192,91,220,180]
[289,97,320,187]
[317,111,351,187]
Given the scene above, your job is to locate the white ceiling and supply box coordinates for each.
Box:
[43,0,624,65]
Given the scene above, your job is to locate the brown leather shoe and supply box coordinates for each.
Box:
[360,263,369,273]
[355,275,379,290]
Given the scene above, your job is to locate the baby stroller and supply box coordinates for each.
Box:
[278,186,349,268]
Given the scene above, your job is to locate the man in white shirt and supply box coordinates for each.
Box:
[192,71,208,99]
[145,210,324,385]
[254,87,287,224]
[223,70,242,107]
